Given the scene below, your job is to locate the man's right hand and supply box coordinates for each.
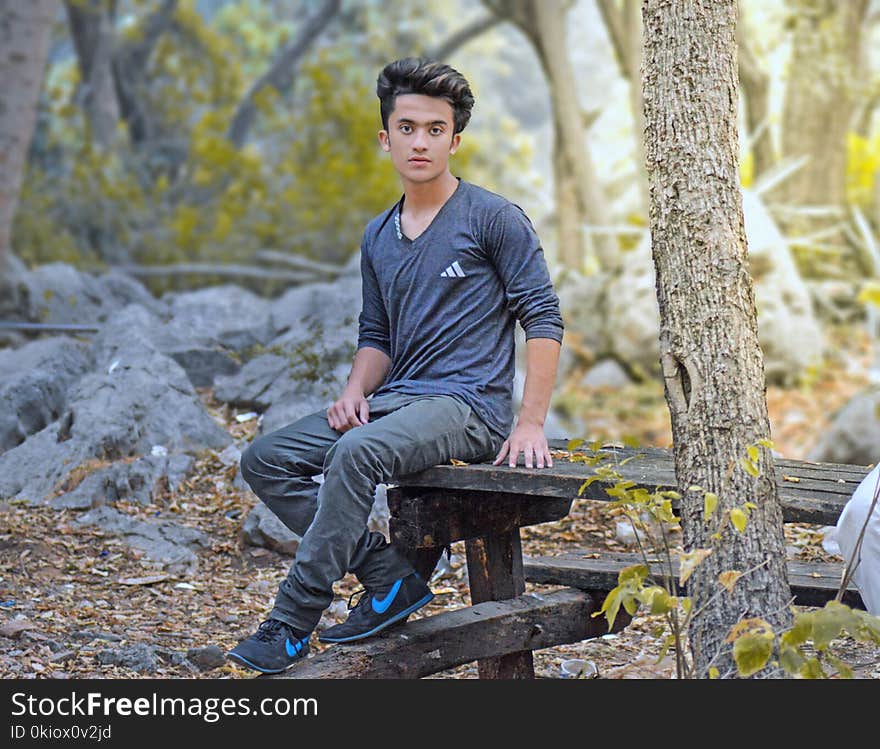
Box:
[327,387,370,433]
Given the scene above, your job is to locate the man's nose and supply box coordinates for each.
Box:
[412,130,429,150]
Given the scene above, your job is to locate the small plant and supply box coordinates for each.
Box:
[571,438,880,678]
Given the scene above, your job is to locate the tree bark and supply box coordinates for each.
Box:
[64,0,120,148]
[775,0,869,269]
[483,0,619,273]
[642,0,792,678]
[0,0,55,279]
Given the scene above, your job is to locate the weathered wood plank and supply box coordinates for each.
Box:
[387,487,572,548]
[523,552,866,610]
[391,444,869,526]
[268,588,629,679]
[465,530,534,678]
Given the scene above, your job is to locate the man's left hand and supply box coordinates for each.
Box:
[493,422,553,469]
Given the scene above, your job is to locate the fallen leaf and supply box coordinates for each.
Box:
[449,458,468,466]
[782,475,801,483]
[118,575,168,586]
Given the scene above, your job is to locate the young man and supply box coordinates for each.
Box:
[227,57,564,673]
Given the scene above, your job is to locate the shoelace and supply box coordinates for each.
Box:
[254,619,290,642]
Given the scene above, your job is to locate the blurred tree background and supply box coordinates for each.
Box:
[5,0,880,455]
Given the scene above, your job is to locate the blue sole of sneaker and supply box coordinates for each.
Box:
[226,650,306,674]
[318,592,434,643]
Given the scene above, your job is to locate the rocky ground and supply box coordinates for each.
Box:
[2,328,879,680]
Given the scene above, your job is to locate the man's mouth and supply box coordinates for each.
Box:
[409,157,431,163]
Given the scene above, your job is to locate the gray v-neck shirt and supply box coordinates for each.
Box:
[356,178,564,440]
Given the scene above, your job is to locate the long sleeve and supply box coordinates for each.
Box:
[483,203,564,343]
[356,243,391,357]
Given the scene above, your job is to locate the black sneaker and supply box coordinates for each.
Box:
[227,619,310,673]
[318,572,434,643]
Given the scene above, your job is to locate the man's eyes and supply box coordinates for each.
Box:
[398,125,444,135]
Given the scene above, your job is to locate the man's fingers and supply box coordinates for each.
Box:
[357,400,370,425]
[492,441,510,465]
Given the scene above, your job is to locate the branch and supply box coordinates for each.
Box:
[112,0,179,143]
[595,0,630,75]
[427,14,502,60]
[226,0,341,149]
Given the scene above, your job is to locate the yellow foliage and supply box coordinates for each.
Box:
[847,131,880,206]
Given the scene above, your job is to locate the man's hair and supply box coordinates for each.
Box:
[376,57,475,134]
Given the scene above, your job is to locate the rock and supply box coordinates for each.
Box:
[15,263,162,326]
[75,506,211,574]
[214,354,302,410]
[581,359,632,390]
[0,310,229,505]
[186,644,226,671]
[741,189,824,385]
[807,388,880,466]
[96,643,158,674]
[0,619,36,639]
[240,503,302,556]
[162,284,276,354]
[0,337,93,453]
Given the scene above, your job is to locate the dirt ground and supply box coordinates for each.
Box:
[2,327,879,679]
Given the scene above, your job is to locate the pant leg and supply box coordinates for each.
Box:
[269,393,498,632]
[238,404,398,613]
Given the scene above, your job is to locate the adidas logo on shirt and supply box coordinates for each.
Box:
[440,261,466,278]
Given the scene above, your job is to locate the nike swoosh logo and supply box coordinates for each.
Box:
[285,637,306,657]
[372,579,403,614]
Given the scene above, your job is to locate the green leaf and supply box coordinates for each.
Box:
[578,476,600,496]
[730,507,748,533]
[648,588,673,615]
[782,613,813,648]
[756,438,775,450]
[567,438,585,451]
[740,458,759,478]
[778,645,806,675]
[688,485,704,493]
[703,492,718,521]
[800,658,826,679]
[600,587,623,631]
[708,667,720,679]
[733,634,773,677]
[618,564,649,585]
[812,606,846,650]
[747,445,759,462]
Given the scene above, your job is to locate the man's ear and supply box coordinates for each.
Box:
[449,132,461,155]
[378,130,391,152]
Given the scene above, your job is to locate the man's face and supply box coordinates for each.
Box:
[378,94,461,186]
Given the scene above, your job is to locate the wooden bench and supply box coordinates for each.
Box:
[274,440,867,679]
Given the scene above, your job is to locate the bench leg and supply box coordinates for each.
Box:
[465,529,535,679]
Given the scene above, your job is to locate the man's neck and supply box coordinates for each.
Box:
[401,172,460,216]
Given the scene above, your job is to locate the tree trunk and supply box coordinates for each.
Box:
[596,0,649,218]
[65,0,120,149]
[484,0,618,273]
[0,0,55,279]
[642,0,792,678]
[736,1,774,182]
[776,0,868,270]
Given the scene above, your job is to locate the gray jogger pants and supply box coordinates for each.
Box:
[239,391,501,632]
